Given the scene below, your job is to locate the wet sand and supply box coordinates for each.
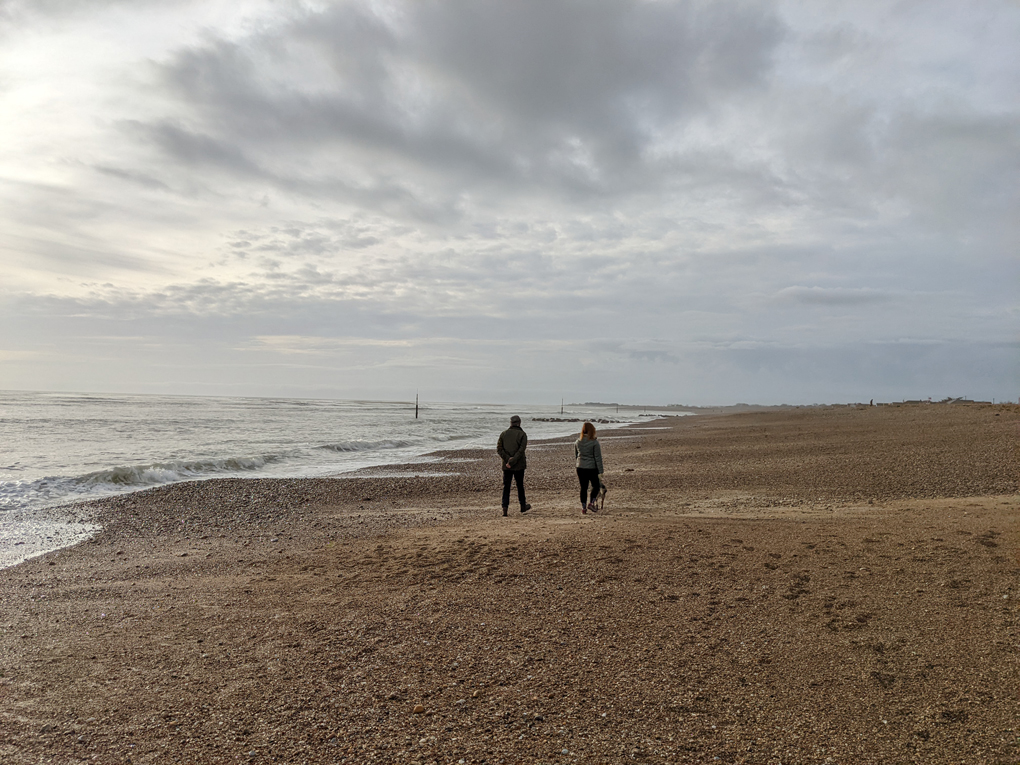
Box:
[1,403,1018,764]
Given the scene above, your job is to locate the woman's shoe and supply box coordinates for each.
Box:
[581,505,587,514]
[587,501,598,513]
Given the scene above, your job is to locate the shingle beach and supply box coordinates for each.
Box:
[1,404,1018,764]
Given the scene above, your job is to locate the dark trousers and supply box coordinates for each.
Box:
[577,467,601,505]
[502,469,527,508]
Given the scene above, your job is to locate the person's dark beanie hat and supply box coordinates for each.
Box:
[510,415,521,425]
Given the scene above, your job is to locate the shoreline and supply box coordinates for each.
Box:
[0,416,662,571]
[1,405,1017,764]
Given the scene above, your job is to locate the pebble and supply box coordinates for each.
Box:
[6,406,1015,764]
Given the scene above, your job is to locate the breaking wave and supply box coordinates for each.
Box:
[76,454,282,487]
[317,440,415,453]
[0,454,282,511]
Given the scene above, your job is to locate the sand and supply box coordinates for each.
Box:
[1,403,1017,764]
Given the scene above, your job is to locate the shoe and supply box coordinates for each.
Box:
[582,505,587,514]
[520,504,531,513]
[502,507,508,517]
[587,501,598,513]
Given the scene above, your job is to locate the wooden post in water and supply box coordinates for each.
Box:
[415,392,419,419]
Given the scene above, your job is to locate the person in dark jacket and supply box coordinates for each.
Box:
[497,415,531,516]
[574,421,604,514]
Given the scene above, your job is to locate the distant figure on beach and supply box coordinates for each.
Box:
[497,415,531,516]
[574,421,604,514]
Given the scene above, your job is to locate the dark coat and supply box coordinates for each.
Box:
[497,426,528,470]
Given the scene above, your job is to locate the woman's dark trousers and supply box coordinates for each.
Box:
[577,467,600,505]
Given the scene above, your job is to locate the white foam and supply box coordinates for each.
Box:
[0,511,99,569]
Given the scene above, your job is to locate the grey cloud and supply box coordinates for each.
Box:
[141,121,264,176]
[17,239,161,277]
[883,110,1020,231]
[4,281,1015,404]
[93,165,173,192]
[125,117,467,222]
[143,0,786,203]
[3,0,1017,404]
[2,176,127,228]
[798,21,873,67]
[154,31,528,186]
[590,339,683,364]
[0,184,175,277]
[775,286,894,305]
[409,0,781,135]
[125,0,1017,239]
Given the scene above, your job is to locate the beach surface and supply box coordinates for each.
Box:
[1,404,1017,764]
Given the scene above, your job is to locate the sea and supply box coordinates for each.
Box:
[0,390,658,568]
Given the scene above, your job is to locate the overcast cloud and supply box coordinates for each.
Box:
[1,0,1017,404]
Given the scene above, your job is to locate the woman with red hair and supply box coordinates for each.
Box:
[574,421,604,514]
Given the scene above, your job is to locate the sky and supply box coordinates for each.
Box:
[0,0,1017,406]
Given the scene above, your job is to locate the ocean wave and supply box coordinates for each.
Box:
[76,455,282,487]
[317,439,415,453]
[0,454,283,512]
